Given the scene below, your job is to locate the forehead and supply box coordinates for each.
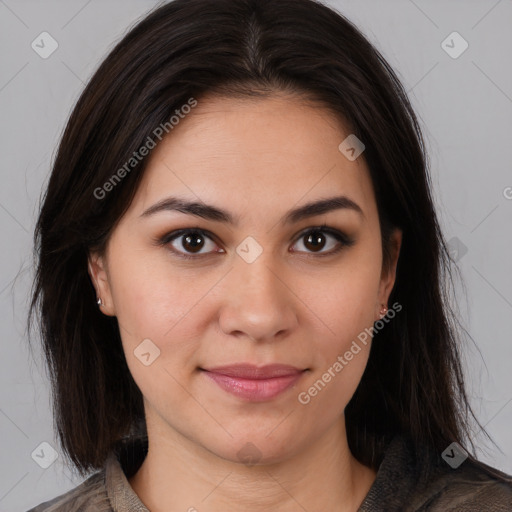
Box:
[128,94,377,224]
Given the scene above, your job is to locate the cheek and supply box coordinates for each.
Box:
[297,293,374,418]
[107,245,207,379]
[108,241,197,335]
[313,243,382,347]
[294,235,381,408]
[110,256,205,415]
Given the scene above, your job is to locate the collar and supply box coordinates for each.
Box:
[106,436,150,511]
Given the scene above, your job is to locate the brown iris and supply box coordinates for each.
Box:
[181,232,205,253]
[303,231,326,252]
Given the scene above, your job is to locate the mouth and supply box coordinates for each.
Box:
[199,364,308,402]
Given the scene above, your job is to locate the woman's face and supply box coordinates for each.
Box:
[90,93,401,464]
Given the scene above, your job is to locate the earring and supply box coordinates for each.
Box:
[379,305,388,319]
[97,297,103,307]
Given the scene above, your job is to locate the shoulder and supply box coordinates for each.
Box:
[26,470,113,512]
[360,434,512,511]
[420,456,512,511]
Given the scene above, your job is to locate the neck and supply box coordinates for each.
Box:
[128,415,377,512]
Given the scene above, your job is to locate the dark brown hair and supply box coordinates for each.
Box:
[28,0,488,477]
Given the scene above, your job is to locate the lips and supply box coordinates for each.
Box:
[202,363,303,379]
[200,364,307,401]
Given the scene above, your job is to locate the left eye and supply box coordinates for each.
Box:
[291,228,349,255]
[159,226,353,259]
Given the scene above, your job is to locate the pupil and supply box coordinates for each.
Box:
[305,231,325,252]
[183,232,204,253]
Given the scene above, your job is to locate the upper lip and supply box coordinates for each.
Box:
[201,364,305,379]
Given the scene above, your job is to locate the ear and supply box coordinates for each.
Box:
[376,228,402,320]
[88,251,116,316]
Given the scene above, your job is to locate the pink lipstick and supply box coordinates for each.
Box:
[200,364,306,401]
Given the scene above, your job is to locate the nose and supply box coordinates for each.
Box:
[218,254,298,343]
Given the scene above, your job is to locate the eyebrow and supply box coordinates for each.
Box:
[140,195,364,224]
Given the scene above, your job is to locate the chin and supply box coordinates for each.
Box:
[197,426,306,467]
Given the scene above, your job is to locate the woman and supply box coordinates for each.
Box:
[27,0,512,510]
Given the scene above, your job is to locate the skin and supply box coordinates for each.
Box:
[88,93,402,512]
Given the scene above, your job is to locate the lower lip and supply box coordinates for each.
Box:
[202,371,304,401]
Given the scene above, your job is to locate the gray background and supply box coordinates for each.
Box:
[1,0,511,510]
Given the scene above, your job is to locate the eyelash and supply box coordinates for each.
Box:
[156,223,355,261]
